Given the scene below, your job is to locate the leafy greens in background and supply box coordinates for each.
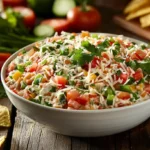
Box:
[0,8,42,98]
[0,8,41,53]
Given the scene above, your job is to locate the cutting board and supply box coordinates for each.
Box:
[113,15,150,40]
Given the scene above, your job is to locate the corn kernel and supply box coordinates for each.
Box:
[81,31,90,37]
[12,71,22,81]
[130,85,136,92]
[90,74,97,80]
[29,93,36,99]
[136,83,144,91]
[141,91,147,97]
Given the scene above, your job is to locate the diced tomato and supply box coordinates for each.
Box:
[91,57,100,68]
[27,63,37,72]
[109,41,114,46]
[118,103,130,107]
[12,89,17,94]
[144,84,150,93]
[133,68,143,81]
[68,100,81,109]
[131,50,147,60]
[54,76,67,88]
[125,42,132,48]
[125,57,130,62]
[101,52,109,60]
[96,40,102,45]
[82,63,89,71]
[116,73,128,84]
[89,93,98,98]
[0,53,11,70]
[76,94,89,105]
[131,53,139,60]
[66,89,80,101]
[136,50,147,60]
[117,92,131,100]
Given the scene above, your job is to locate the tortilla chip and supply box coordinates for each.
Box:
[124,0,150,14]
[0,136,6,150]
[0,105,11,127]
[126,7,150,20]
[140,13,150,28]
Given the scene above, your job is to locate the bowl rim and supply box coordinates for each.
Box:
[1,32,150,113]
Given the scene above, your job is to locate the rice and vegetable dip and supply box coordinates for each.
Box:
[5,31,150,110]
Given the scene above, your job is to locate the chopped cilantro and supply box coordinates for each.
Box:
[44,101,52,107]
[59,93,66,105]
[49,86,56,92]
[114,57,124,62]
[30,98,41,104]
[116,70,122,76]
[33,74,43,85]
[126,77,135,85]
[141,44,147,50]
[126,60,137,70]
[21,81,27,89]
[60,48,69,55]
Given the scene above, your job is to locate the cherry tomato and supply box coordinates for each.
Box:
[13,6,36,29]
[0,53,11,70]
[144,84,150,93]
[117,92,131,100]
[68,99,81,109]
[54,76,67,88]
[3,0,26,7]
[91,57,100,68]
[27,62,37,72]
[67,5,101,31]
[133,68,143,81]
[67,89,80,101]
[76,95,89,105]
[41,19,70,34]
[131,50,147,60]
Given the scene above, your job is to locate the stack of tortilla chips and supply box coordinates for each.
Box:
[0,105,11,149]
[124,0,150,28]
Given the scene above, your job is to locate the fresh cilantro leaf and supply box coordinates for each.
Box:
[126,60,137,70]
[72,49,93,66]
[137,60,150,74]
[81,41,98,54]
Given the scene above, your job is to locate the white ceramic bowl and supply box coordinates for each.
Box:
[1,33,150,137]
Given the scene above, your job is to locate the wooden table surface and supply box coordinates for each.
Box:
[1,7,150,150]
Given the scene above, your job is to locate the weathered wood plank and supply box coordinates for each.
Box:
[89,136,115,150]
[71,137,90,150]
[115,131,130,150]
[130,119,150,150]
[11,111,71,150]
[11,111,116,150]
